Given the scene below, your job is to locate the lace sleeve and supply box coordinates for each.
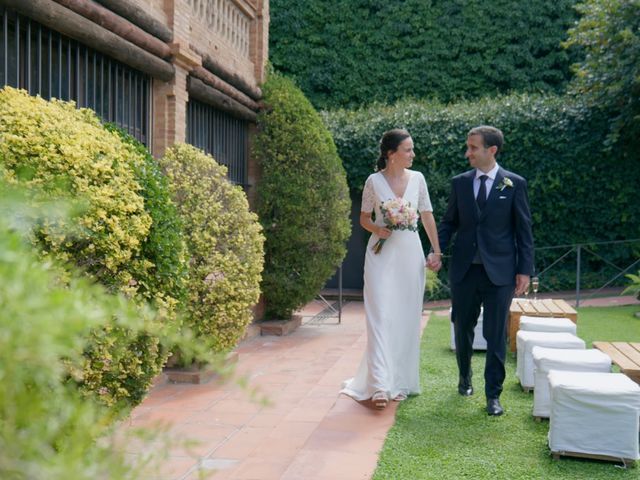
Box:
[418,173,433,212]
[361,175,376,213]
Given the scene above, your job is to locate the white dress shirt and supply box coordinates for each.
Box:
[474,163,500,201]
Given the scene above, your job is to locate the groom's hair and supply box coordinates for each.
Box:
[468,126,504,156]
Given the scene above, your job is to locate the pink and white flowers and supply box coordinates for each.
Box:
[372,198,418,254]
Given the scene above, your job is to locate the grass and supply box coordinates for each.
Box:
[372,305,640,479]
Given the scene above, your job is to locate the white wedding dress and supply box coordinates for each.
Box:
[341,169,433,401]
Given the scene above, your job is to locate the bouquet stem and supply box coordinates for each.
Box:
[372,238,386,254]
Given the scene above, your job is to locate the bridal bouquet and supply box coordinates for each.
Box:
[372,198,418,254]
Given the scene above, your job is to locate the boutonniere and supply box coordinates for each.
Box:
[496,177,514,191]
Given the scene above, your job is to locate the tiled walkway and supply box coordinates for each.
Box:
[123,294,638,479]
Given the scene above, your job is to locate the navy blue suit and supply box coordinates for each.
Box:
[439,167,534,398]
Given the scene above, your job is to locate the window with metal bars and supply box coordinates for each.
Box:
[186,99,249,186]
[0,7,151,146]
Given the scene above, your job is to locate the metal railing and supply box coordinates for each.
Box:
[186,99,249,186]
[301,266,343,325]
[0,7,152,145]
[534,239,640,307]
[432,239,640,306]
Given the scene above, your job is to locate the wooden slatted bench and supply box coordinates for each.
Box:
[508,298,578,353]
[593,341,640,385]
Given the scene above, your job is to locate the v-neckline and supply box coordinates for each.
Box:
[380,170,411,199]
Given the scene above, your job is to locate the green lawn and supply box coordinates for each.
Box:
[373,305,640,479]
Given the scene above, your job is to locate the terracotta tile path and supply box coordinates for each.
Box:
[122,294,638,479]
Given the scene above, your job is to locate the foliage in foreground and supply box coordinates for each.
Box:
[0,182,229,478]
[373,306,640,479]
[255,72,351,319]
[0,188,148,479]
[160,144,264,352]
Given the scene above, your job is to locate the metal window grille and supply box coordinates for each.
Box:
[0,7,151,146]
[186,98,249,186]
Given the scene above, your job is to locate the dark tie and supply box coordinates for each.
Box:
[476,175,488,210]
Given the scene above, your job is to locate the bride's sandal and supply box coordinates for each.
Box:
[393,393,408,402]
[372,391,389,410]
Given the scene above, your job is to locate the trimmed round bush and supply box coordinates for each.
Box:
[160,144,264,352]
[254,73,351,319]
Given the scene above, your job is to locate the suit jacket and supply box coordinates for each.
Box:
[438,167,534,286]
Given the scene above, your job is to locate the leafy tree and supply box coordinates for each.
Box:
[564,0,640,151]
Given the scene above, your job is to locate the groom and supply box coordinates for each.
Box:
[428,126,534,416]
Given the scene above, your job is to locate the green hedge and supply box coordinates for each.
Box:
[255,73,351,319]
[323,93,640,289]
[270,0,579,109]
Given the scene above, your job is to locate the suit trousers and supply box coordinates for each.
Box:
[451,264,514,398]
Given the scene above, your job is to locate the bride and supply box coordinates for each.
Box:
[341,129,442,409]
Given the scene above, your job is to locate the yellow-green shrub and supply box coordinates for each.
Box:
[0,87,151,291]
[0,87,170,408]
[105,124,189,316]
[160,144,264,352]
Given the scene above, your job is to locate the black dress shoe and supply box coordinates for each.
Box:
[457,382,473,396]
[486,398,504,416]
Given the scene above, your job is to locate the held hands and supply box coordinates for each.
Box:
[426,252,442,272]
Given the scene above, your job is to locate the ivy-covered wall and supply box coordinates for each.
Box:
[323,93,640,290]
[270,0,579,109]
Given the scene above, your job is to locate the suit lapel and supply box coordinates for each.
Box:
[462,170,480,220]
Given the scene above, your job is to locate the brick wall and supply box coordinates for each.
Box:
[134,0,169,26]
[150,0,268,161]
